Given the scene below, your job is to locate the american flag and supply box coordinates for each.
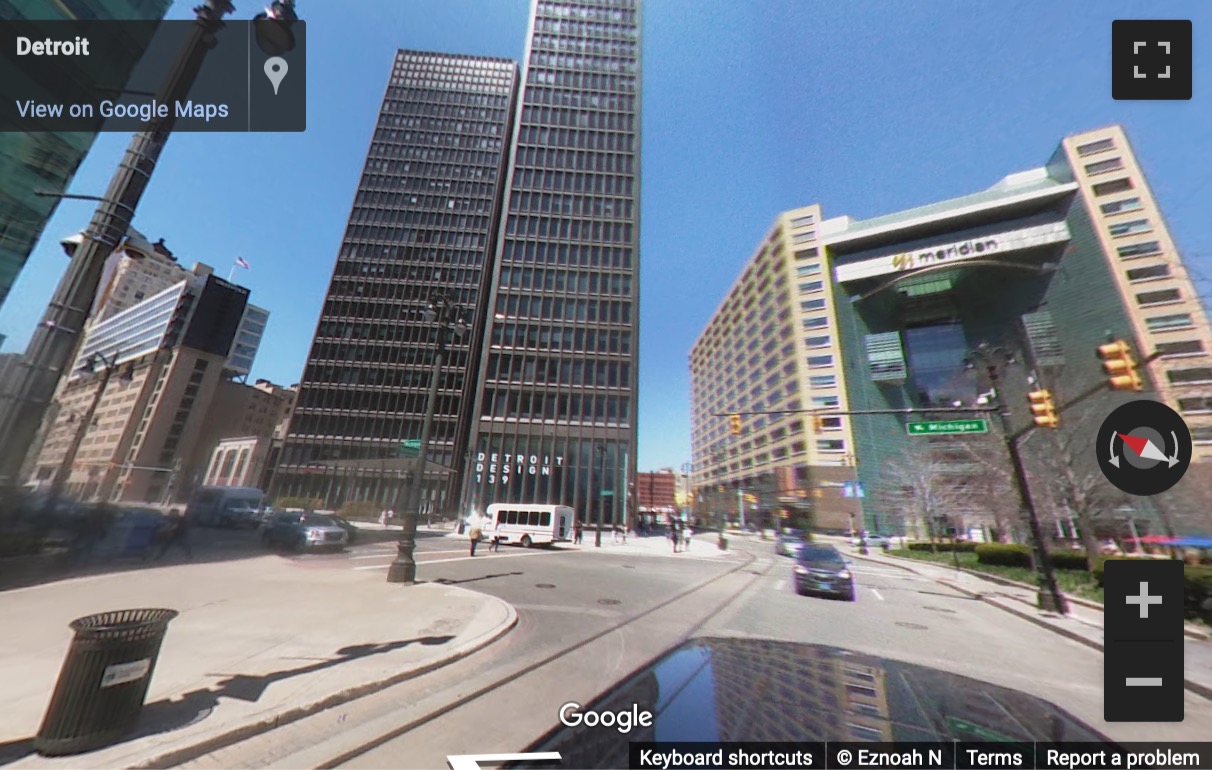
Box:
[235,257,250,269]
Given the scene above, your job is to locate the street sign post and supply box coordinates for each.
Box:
[906,419,989,436]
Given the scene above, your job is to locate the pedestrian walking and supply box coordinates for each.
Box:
[469,522,483,556]
[489,533,501,552]
[612,525,622,544]
[671,520,681,553]
[574,521,583,544]
[156,509,193,561]
[683,525,693,551]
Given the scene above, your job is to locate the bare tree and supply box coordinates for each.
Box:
[954,433,1024,543]
[872,441,971,548]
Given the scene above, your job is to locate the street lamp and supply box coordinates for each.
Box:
[387,292,469,584]
[594,443,607,547]
[965,342,1069,614]
[0,1,301,487]
[46,349,130,507]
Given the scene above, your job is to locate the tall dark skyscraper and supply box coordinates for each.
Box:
[273,51,519,508]
[463,0,642,523]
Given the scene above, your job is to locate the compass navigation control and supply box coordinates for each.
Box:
[1096,400,1191,496]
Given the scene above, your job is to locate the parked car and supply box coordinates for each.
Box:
[261,511,348,552]
[775,530,804,557]
[850,532,891,549]
[795,543,855,601]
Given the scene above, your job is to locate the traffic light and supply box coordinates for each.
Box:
[1098,339,1143,391]
[1027,389,1059,429]
[729,414,742,435]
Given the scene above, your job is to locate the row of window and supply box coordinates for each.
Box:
[361,156,498,184]
[499,266,632,296]
[306,339,473,367]
[494,293,633,324]
[534,17,636,39]
[381,87,510,110]
[301,365,466,393]
[1108,218,1151,237]
[530,53,638,76]
[519,105,635,133]
[344,225,487,248]
[526,68,636,95]
[374,112,508,136]
[485,354,631,388]
[296,387,463,416]
[523,85,636,115]
[532,36,638,62]
[514,125,635,153]
[339,243,485,268]
[349,208,492,232]
[358,143,500,169]
[481,389,631,424]
[288,411,460,443]
[1136,288,1181,307]
[508,191,634,220]
[501,240,633,269]
[514,146,636,174]
[512,168,635,196]
[504,215,634,244]
[490,323,633,355]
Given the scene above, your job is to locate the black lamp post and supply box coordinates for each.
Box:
[594,443,607,547]
[47,349,129,506]
[965,342,1069,614]
[0,1,300,487]
[387,292,468,584]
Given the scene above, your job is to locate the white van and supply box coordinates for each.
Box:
[484,504,575,547]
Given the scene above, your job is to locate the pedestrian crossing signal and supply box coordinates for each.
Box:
[1098,339,1143,391]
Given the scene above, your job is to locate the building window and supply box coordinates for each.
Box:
[1168,368,1212,385]
[792,231,817,244]
[801,299,826,312]
[1136,288,1181,306]
[1126,264,1171,282]
[1156,340,1205,357]
[1100,197,1143,216]
[1178,396,1212,414]
[1108,219,1151,237]
[797,263,822,277]
[798,281,824,294]
[1092,178,1134,196]
[1146,313,1194,332]
[816,439,845,452]
[812,395,840,408]
[803,316,828,330]
[809,374,837,388]
[1117,241,1163,259]
[805,335,830,348]
[807,355,833,368]
[795,248,819,261]
[820,416,843,430]
[1077,138,1116,156]
[1085,158,1125,175]
[791,214,816,228]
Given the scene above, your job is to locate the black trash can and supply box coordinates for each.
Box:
[34,608,178,756]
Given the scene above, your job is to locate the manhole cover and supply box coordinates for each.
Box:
[923,606,957,614]
[535,583,556,589]
[895,621,928,630]
[598,599,622,606]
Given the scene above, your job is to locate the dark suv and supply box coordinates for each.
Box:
[794,543,855,601]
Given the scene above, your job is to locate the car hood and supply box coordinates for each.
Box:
[521,637,1113,768]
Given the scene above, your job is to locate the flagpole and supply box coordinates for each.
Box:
[227,265,235,281]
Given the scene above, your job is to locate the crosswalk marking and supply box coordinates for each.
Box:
[353,551,549,570]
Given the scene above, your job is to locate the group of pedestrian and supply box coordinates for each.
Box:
[466,515,501,556]
[669,518,692,553]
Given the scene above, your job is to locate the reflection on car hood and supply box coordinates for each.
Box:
[302,525,346,535]
[523,638,1113,769]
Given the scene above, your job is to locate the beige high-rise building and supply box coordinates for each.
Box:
[691,125,1212,537]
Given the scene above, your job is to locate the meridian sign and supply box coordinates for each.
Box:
[906,420,989,436]
[834,221,1071,283]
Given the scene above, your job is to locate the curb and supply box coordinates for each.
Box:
[123,593,519,770]
[851,552,1212,701]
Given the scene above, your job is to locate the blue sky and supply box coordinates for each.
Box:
[2,0,1210,472]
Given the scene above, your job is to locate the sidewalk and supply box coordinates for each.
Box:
[849,547,1212,699]
[443,529,736,559]
[0,554,515,769]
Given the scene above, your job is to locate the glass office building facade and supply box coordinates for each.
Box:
[273,52,519,508]
[0,0,171,317]
[463,0,642,524]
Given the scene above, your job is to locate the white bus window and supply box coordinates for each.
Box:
[528,511,540,526]
[541,511,551,527]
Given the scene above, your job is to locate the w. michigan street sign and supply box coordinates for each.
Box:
[906,419,989,436]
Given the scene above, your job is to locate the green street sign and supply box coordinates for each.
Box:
[906,419,989,436]
[399,439,421,457]
[600,490,614,496]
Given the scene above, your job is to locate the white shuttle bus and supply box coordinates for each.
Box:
[484,504,575,547]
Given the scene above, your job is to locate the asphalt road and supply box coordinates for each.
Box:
[178,534,1212,770]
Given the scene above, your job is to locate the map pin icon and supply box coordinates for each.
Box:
[264,57,288,95]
